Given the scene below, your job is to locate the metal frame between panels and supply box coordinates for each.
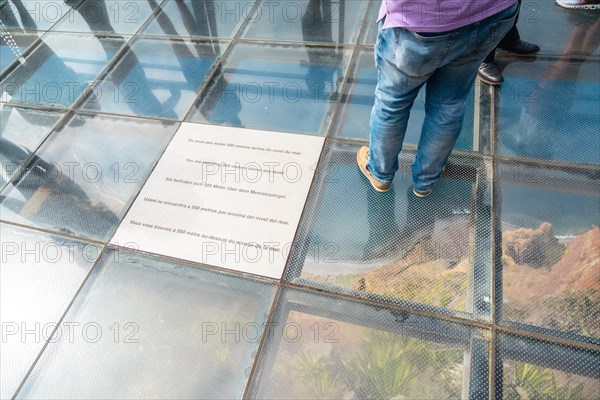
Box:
[2,0,599,399]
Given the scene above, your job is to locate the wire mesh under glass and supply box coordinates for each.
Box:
[495,333,600,399]
[247,286,490,399]
[496,159,600,343]
[285,139,494,320]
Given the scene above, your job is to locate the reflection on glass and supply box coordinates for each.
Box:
[286,141,485,315]
[499,161,600,339]
[242,0,367,44]
[51,0,158,35]
[0,33,124,107]
[0,0,75,32]
[511,1,600,57]
[497,334,600,400]
[249,288,481,399]
[502,360,598,399]
[141,0,254,38]
[0,104,64,189]
[0,223,100,400]
[81,37,224,119]
[188,43,350,134]
[0,31,38,72]
[497,18,600,164]
[0,113,177,241]
[17,248,276,399]
[334,48,474,151]
[361,0,380,45]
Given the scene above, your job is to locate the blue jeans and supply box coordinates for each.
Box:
[368,2,518,192]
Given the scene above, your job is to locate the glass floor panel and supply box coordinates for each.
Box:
[0,1,598,398]
[0,31,38,73]
[80,37,225,120]
[286,139,493,320]
[0,33,126,107]
[248,287,489,399]
[0,112,177,241]
[361,0,380,45]
[496,56,600,165]
[187,42,351,134]
[333,47,476,152]
[16,248,277,399]
[512,1,600,57]
[0,0,78,32]
[241,0,368,44]
[49,0,161,35]
[497,159,600,342]
[0,223,101,399]
[140,0,255,39]
[496,333,600,399]
[0,103,65,189]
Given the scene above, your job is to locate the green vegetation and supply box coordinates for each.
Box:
[291,331,462,399]
[542,289,600,338]
[503,362,586,400]
[385,271,468,311]
[503,304,530,323]
[335,273,357,288]
[291,349,343,398]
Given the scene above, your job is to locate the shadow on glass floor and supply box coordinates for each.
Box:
[80,37,226,120]
[0,31,38,73]
[49,0,161,35]
[0,0,79,33]
[0,103,65,189]
[0,112,177,241]
[0,223,101,399]
[1,32,125,107]
[496,159,600,343]
[240,0,368,44]
[286,139,493,320]
[140,0,255,39]
[496,333,600,399]
[0,0,161,77]
[495,56,600,165]
[15,247,277,399]
[187,42,350,135]
[360,0,380,45]
[248,287,490,399]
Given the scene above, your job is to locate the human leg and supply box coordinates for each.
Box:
[366,25,434,184]
[413,3,519,192]
[412,61,478,192]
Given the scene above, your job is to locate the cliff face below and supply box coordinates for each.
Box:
[503,222,564,267]
[549,226,600,292]
[301,220,599,337]
[502,224,599,337]
[503,225,599,302]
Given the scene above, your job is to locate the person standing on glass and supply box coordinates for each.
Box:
[358,0,518,197]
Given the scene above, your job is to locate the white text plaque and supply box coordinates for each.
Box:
[111,123,324,279]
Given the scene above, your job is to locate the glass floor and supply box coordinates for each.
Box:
[1,0,599,398]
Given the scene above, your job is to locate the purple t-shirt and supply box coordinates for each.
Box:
[378,0,517,32]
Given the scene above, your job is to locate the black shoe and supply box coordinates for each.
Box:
[478,63,504,85]
[499,39,541,54]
